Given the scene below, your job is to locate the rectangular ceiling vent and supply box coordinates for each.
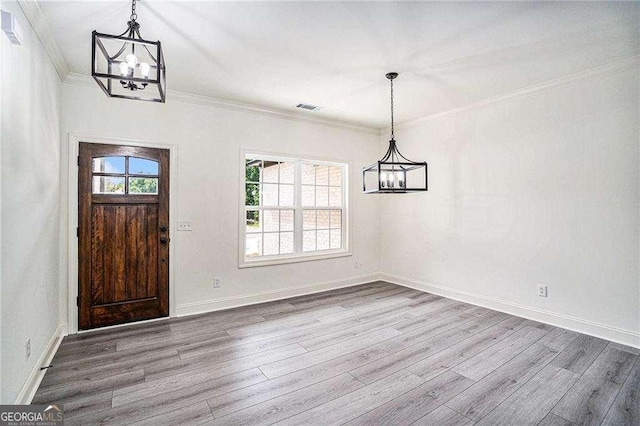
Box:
[296,103,321,112]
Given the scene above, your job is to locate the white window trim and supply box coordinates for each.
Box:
[238,148,351,268]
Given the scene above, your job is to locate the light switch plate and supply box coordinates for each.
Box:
[177,221,193,231]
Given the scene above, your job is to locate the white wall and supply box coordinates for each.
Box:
[60,83,381,327]
[1,1,63,403]
[381,69,640,346]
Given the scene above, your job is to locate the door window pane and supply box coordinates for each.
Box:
[246,159,261,183]
[279,162,295,184]
[93,176,125,194]
[129,177,158,194]
[92,157,125,174]
[129,157,158,175]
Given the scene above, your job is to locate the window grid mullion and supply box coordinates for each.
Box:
[294,161,303,254]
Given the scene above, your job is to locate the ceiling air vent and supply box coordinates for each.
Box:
[296,103,321,111]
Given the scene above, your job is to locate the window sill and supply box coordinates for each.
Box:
[239,249,352,268]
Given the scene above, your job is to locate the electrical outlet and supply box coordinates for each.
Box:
[177,221,193,231]
[25,339,31,359]
[213,277,221,288]
[538,285,548,297]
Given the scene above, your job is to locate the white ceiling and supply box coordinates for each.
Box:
[39,1,639,128]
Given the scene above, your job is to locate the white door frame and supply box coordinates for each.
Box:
[66,133,178,334]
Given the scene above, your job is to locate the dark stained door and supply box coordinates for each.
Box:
[78,143,169,329]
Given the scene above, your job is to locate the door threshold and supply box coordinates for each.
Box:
[75,315,172,335]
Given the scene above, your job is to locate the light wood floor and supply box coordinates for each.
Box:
[34,282,639,425]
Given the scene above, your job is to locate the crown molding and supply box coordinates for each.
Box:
[389,55,640,133]
[63,72,380,135]
[17,0,70,81]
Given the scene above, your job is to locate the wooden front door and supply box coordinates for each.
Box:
[78,143,169,330]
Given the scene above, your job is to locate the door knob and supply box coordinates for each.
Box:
[160,236,169,244]
[159,226,167,232]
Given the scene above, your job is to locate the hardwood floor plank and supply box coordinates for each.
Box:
[129,401,214,426]
[143,343,306,383]
[606,341,640,355]
[274,370,425,425]
[551,334,608,374]
[475,365,579,426]
[452,326,548,381]
[550,376,620,425]
[68,368,266,425]
[581,346,637,385]
[259,327,401,379]
[538,327,580,351]
[538,413,575,426]
[33,369,145,403]
[346,370,474,426]
[349,327,473,384]
[206,360,340,418]
[601,358,640,426]
[407,323,517,381]
[412,405,474,426]
[445,343,559,421]
[209,373,364,425]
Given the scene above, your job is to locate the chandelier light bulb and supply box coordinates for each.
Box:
[125,53,138,68]
[119,61,129,76]
[140,62,150,78]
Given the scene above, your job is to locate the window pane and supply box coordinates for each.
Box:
[92,156,125,174]
[280,232,294,254]
[263,183,278,206]
[246,159,261,183]
[263,161,279,183]
[329,187,341,207]
[317,230,330,250]
[330,229,342,249]
[329,166,342,186]
[246,210,261,233]
[93,176,125,194]
[303,231,316,252]
[317,210,330,229]
[263,233,279,255]
[330,210,342,229]
[246,184,260,206]
[263,210,279,232]
[301,185,315,206]
[246,234,262,257]
[280,162,295,184]
[129,177,158,194]
[279,184,294,206]
[316,165,329,185]
[280,210,294,232]
[302,164,315,185]
[316,186,328,206]
[303,210,316,230]
[129,157,158,175]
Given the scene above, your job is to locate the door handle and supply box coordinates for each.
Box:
[159,226,167,232]
[160,236,170,244]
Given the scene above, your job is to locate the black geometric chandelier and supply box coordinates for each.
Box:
[92,0,166,103]
[362,73,428,193]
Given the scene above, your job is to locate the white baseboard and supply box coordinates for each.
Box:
[382,273,640,349]
[176,272,382,317]
[14,323,65,404]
